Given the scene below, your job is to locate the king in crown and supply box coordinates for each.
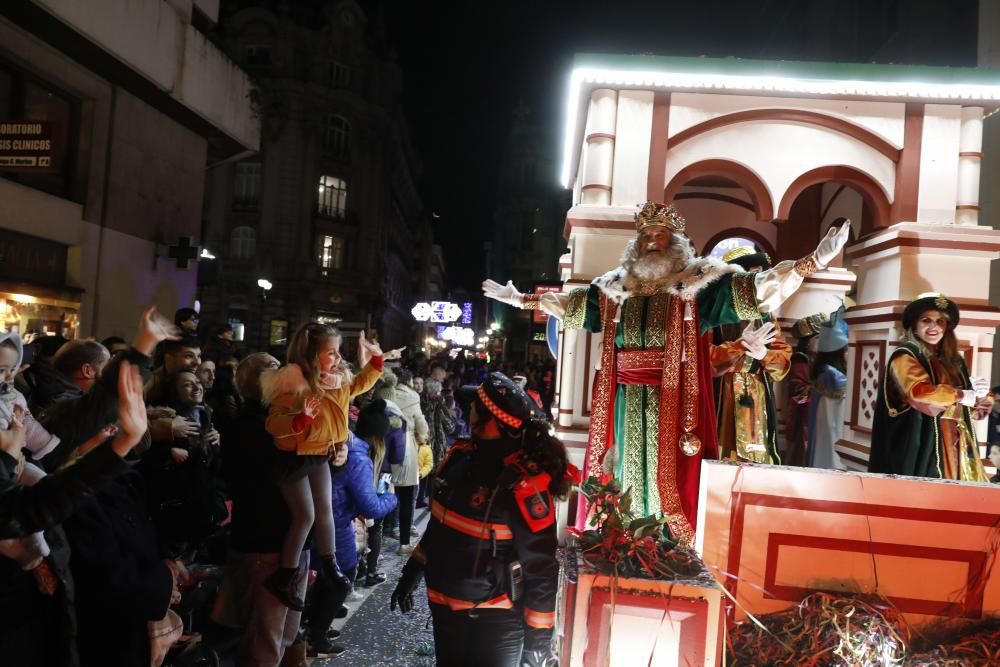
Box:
[483,201,851,544]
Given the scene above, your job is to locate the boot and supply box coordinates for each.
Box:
[264,567,305,611]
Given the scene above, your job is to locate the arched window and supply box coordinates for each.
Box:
[324,114,350,156]
[230,226,256,260]
[707,236,757,260]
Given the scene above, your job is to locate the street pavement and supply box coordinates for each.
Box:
[310,507,435,666]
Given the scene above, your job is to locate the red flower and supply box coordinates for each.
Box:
[599,473,613,486]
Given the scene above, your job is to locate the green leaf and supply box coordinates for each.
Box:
[619,487,633,516]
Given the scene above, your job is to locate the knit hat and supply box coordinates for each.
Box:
[791,312,829,339]
[817,305,849,353]
[355,399,390,440]
[475,371,546,434]
[901,293,960,331]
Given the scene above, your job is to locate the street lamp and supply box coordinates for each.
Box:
[200,248,216,260]
[257,278,273,352]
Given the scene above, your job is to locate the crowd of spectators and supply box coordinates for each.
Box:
[0,305,556,666]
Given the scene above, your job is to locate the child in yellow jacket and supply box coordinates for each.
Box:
[417,441,434,479]
[260,323,397,609]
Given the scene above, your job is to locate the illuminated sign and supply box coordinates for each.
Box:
[438,326,475,347]
[461,302,473,325]
[412,301,463,323]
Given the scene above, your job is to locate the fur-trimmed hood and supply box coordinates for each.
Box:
[260,363,310,406]
[592,255,740,303]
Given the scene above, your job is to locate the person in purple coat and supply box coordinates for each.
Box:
[305,401,398,657]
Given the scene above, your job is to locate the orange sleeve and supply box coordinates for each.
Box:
[265,393,308,452]
[709,340,745,377]
[761,338,792,382]
[890,354,961,408]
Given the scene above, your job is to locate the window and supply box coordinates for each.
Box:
[245,45,271,66]
[233,161,261,210]
[317,234,345,273]
[0,61,79,199]
[329,62,351,88]
[230,226,256,260]
[317,175,347,218]
[324,115,350,156]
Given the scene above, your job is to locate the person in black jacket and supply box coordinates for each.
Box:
[390,372,570,667]
[0,360,158,666]
[214,351,313,667]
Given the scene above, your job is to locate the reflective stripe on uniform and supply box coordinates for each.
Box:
[524,607,556,629]
[427,587,513,611]
[431,500,513,541]
[412,544,427,565]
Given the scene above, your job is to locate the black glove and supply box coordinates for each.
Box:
[319,555,351,598]
[390,559,423,613]
[522,628,554,667]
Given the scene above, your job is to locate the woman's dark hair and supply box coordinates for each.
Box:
[810,347,847,381]
[795,337,813,354]
[520,420,572,499]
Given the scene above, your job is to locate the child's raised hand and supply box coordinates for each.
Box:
[384,347,405,361]
[303,396,321,419]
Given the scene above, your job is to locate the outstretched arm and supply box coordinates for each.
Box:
[754,223,852,313]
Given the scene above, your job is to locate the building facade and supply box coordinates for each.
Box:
[0,0,258,340]
[200,0,434,353]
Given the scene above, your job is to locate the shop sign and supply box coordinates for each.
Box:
[0,228,67,288]
[0,122,56,172]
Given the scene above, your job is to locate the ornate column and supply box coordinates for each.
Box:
[580,90,618,206]
[956,106,984,226]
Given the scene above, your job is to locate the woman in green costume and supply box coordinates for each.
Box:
[869,294,991,481]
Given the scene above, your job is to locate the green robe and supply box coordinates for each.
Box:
[564,270,759,519]
[869,342,979,479]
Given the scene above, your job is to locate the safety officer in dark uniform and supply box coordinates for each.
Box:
[390,372,572,667]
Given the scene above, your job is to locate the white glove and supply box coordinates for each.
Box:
[482,279,523,307]
[740,321,776,360]
[970,376,990,398]
[959,390,978,407]
[812,221,852,269]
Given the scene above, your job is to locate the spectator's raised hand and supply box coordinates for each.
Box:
[111,360,150,458]
[134,305,181,357]
[77,424,118,456]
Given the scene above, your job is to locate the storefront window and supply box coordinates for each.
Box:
[0,60,78,199]
[0,292,79,339]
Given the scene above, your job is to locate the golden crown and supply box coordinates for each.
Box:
[635,201,686,234]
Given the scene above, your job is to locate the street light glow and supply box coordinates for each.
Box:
[257,278,273,290]
[200,248,216,260]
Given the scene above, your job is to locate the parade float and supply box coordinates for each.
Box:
[549,54,1000,665]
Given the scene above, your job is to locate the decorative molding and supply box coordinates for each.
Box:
[586,132,616,142]
[776,165,891,230]
[670,108,901,161]
[664,159,774,222]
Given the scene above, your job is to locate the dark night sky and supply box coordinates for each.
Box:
[386,0,979,291]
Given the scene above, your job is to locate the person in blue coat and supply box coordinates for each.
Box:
[305,400,398,656]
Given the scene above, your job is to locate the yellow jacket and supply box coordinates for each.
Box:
[261,361,382,456]
[417,443,434,478]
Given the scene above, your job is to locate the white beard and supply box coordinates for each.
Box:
[620,236,694,284]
